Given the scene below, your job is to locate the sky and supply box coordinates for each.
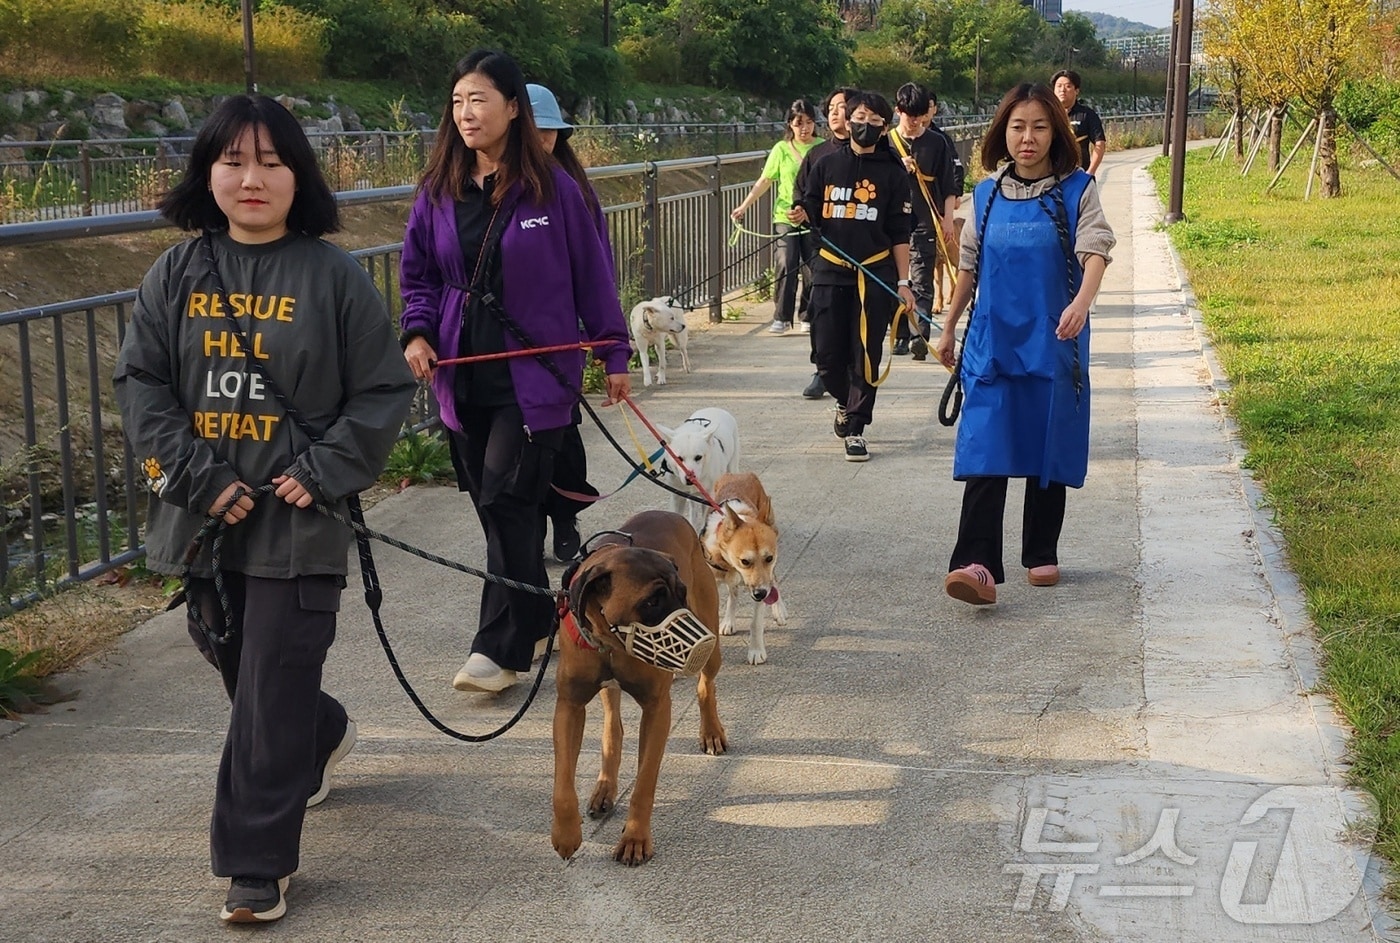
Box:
[1066,0,1174,29]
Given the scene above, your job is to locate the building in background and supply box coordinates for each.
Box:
[1022,0,1063,23]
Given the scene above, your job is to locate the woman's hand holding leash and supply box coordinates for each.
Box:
[271,475,314,509]
[404,336,438,381]
[601,372,632,407]
[210,480,255,525]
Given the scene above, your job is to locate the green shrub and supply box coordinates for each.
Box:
[851,44,936,99]
[3,0,143,76]
[0,646,46,718]
[382,428,454,485]
[618,35,684,86]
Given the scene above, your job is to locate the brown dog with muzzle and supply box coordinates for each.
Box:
[551,509,727,866]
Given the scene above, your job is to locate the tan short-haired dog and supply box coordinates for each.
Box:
[702,472,788,666]
[552,510,726,866]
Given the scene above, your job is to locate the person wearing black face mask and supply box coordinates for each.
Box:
[796,90,915,463]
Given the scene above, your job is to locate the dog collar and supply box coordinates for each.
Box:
[560,608,600,651]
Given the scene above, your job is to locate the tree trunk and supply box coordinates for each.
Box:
[1318,104,1341,198]
[1233,79,1244,160]
[1268,105,1285,172]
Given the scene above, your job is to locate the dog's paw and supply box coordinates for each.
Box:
[656,374,666,386]
[613,828,654,867]
[746,645,767,666]
[552,817,583,861]
[700,723,729,756]
[587,781,617,819]
[719,618,736,636]
[770,600,789,626]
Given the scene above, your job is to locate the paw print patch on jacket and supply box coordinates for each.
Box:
[143,456,168,495]
[854,179,877,203]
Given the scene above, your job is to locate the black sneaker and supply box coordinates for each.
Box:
[802,373,826,400]
[893,339,910,356]
[844,435,870,462]
[552,516,581,562]
[833,406,850,439]
[910,336,929,361]
[220,876,289,923]
[308,718,357,808]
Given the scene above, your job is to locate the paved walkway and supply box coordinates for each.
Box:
[1,147,1390,942]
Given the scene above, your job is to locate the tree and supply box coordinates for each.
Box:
[1035,12,1109,69]
[1205,0,1376,195]
[878,0,1043,94]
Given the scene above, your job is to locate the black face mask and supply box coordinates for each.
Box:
[848,121,882,148]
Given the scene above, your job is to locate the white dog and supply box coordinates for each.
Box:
[630,297,691,387]
[656,407,739,532]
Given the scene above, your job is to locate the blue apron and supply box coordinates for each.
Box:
[953,170,1092,488]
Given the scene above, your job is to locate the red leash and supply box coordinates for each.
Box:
[618,394,723,513]
[431,339,624,368]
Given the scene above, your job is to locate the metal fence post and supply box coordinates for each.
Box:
[708,157,724,323]
[79,142,93,217]
[641,161,659,299]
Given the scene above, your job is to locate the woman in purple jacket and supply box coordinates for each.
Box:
[400,50,631,694]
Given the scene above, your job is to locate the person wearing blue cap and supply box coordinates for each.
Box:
[528,83,613,563]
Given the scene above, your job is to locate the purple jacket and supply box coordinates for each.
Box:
[399,165,630,433]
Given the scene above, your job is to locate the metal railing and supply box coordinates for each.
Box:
[0,122,787,225]
[0,112,1203,610]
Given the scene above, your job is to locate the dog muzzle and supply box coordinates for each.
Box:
[611,608,716,676]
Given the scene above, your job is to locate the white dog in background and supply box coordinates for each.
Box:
[656,407,739,532]
[630,297,691,387]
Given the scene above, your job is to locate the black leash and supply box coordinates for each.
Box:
[939,169,1004,427]
[189,234,551,742]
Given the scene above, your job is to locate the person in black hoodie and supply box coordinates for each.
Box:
[797,90,915,462]
[789,86,858,399]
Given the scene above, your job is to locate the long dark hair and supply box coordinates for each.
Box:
[419,49,554,206]
[979,83,1080,177]
[782,99,817,142]
[159,94,338,236]
[551,136,599,215]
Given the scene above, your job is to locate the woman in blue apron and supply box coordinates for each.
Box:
[934,83,1116,605]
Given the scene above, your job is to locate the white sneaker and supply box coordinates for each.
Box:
[767,320,790,335]
[795,320,811,333]
[452,653,518,693]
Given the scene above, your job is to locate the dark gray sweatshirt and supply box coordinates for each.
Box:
[114,232,416,578]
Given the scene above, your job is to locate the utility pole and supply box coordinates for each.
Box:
[1162,0,1180,157]
[1166,0,1195,222]
[974,35,982,114]
[602,0,612,124]
[1130,58,1138,113]
[240,0,257,94]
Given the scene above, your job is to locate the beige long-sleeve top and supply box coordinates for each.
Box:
[958,169,1116,272]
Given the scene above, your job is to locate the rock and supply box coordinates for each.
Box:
[0,135,32,178]
[123,100,159,125]
[37,121,67,141]
[139,119,167,137]
[340,105,363,132]
[161,99,190,130]
[301,115,343,134]
[89,92,129,137]
[2,91,24,115]
[61,90,75,105]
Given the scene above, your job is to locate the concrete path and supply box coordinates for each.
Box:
[1,146,1390,943]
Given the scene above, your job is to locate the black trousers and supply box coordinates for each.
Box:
[896,230,938,342]
[948,477,1067,584]
[541,420,595,527]
[809,283,896,432]
[186,572,347,879]
[449,402,563,671]
[773,223,813,325]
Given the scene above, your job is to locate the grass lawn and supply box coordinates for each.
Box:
[1149,143,1400,864]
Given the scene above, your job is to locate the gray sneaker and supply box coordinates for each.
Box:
[767,320,791,335]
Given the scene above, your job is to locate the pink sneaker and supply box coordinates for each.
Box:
[944,563,996,605]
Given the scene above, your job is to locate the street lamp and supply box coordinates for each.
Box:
[240,0,256,93]
[1068,46,1080,68]
[1126,57,1138,112]
[974,35,983,114]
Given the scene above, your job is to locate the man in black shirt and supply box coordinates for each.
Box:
[1052,69,1106,177]
[888,83,957,357]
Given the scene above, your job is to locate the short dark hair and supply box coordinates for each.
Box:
[845,90,893,125]
[980,83,1081,177]
[420,49,555,207]
[783,98,818,141]
[1051,69,1082,90]
[159,94,339,237]
[895,83,931,117]
[821,86,860,117]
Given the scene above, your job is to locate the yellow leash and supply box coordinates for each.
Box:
[889,129,958,309]
[728,221,812,245]
[617,401,658,472]
[816,246,900,387]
